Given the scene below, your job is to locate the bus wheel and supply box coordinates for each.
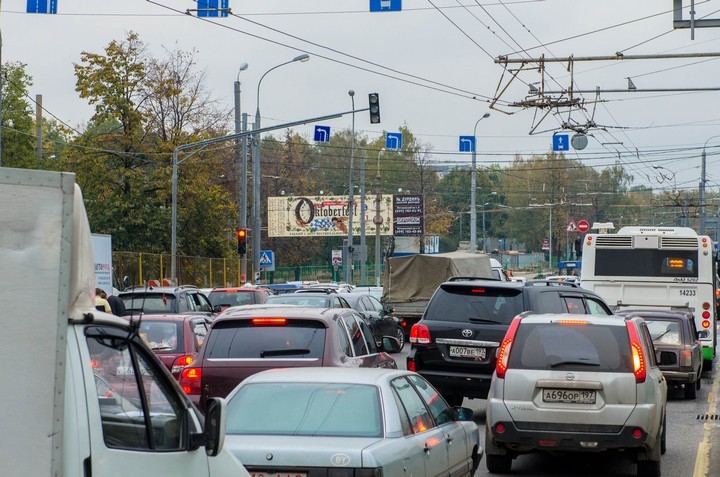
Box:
[703,359,714,372]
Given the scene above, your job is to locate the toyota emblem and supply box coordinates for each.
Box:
[462,329,473,338]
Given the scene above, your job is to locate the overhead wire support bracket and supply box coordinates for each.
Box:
[673,0,720,39]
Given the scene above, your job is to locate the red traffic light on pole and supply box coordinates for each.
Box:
[368,93,380,124]
[236,228,247,255]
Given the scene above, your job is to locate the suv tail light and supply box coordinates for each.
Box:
[496,316,522,379]
[626,321,647,383]
[179,367,202,395]
[410,324,431,344]
[171,355,195,375]
[680,349,693,367]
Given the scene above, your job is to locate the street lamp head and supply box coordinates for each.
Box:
[348,90,355,97]
[238,62,249,71]
[293,54,310,63]
[482,112,491,119]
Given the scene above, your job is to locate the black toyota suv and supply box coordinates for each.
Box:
[406,278,613,406]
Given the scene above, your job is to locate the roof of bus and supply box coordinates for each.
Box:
[616,226,699,237]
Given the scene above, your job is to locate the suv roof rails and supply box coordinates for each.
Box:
[447,276,502,282]
[524,279,581,288]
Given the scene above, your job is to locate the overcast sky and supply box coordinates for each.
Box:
[4,0,720,195]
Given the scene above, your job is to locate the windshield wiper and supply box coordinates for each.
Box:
[260,348,311,357]
[151,345,173,351]
[467,317,503,324]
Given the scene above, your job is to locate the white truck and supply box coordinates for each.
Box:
[1,168,249,477]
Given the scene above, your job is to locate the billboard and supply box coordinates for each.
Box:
[267,195,394,237]
[91,234,113,294]
[393,194,424,236]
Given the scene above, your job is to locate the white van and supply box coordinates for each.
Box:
[490,258,510,281]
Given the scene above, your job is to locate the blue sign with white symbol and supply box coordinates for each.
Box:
[459,136,475,153]
[259,250,275,271]
[198,0,229,18]
[314,126,331,143]
[26,0,57,14]
[386,132,403,150]
[370,0,402,12]
[553,134,569,151]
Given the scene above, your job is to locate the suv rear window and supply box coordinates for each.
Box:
[205,320,326,359]
[424,285,524,324]
[120,294,176,313]
[508,323,632,373]
[208,291,256,307]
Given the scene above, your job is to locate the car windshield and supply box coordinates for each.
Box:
[119,294,176,314]
[139,321,182,352]
[265,295,328,307]
[205,320,326,359]
[424,285,524,324]
[508,323,633,372]
[645,319,682,345]
[226,382,383,437]
[208,291,256,307]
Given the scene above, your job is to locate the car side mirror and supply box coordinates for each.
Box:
[380,336,402,353]
[698,330,709,339]
[453,407,475,421]
[122,276,130,289]
[203,397,227,457]
[213,305,223,313]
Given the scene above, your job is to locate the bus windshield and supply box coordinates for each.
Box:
[594,249,698,278]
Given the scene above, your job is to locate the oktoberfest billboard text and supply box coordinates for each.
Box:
[267,195,395,237]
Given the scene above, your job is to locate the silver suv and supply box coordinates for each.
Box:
[485,314,667,477]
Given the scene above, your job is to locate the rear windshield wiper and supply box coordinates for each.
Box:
[260,348,311,357]
[467,317,503,324]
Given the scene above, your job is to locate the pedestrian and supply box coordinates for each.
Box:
[106,293,126,316]
[95,288,111,313]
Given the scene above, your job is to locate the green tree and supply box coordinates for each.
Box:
[1,62,35,168]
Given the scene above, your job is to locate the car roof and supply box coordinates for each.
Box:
[443,278,524,289]
[208,287,258,293]
[119,285,199,294]
[615,309,694,320]
[213,305,348,324]
[132,313,208,322]
[519,313,628,327]
[242,366,413,386]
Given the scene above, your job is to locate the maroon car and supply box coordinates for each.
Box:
[137,314,211,379]
[179,305,400,410]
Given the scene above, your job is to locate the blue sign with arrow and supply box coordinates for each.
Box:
[552,134,569,151]
[197,0,229,18]
[459,136,475,153]
[314,126,331,142]
[386,132,403,150]
[26,0,57,14]
[370,0,402,12]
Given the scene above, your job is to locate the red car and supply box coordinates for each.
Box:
[180,305,400,411]
[207,286,273,313]
[136,314,211,379]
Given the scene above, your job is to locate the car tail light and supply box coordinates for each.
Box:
[252,318,287,325]
[409,324,431,344]
[495,423,506,434]
[702,320,711,329]
[680,349,693,367]
[632,428,645,439]
[495,316,522,379]
[406,357,416,372]
[171,355,195,375]
[179,367,202,395]
[626,321,647,383]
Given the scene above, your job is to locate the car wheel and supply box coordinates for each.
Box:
[486,453,512,474]
[660,413,667,455]
[685,381,697,399]
[394,326,405,351]
[637,438,662,477]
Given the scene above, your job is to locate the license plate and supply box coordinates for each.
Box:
[449,346,486,359]
[251,473,307,477]
[542,389,596,404]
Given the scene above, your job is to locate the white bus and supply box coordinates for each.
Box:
[580,226,717,369]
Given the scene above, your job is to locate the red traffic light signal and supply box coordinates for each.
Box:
[237,228,247,255]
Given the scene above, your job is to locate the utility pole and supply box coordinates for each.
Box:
[374,148,385,286]
[35,95,43,163]
[346,91,356,284]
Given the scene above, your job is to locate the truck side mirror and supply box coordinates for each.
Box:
[204,397,228,457]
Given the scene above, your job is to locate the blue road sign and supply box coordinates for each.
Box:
[27,0,57,14]
[370,0,402,12]
[259,250,274,267]
[198,0,229,18]
[459,136,475,153]
[386,132,403,150]
[314,126,331,142]
[553,134,569,151]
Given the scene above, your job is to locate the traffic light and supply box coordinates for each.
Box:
[236,228,247,255]
[368,93,380,124]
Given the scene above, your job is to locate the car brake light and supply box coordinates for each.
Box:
[252,318,287,325]
[496,316,522,379]
[626,321,647,383]
[632,428,644,439]
[680,349,693,367]
[171,355,195,374]
[179,367,202,395]
[409,324,431,344]
[495,423,506,434]
[407,358,416,372]
[471,288,486,294]
[556,319,589,326]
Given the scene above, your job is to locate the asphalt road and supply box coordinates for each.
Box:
[395,344,720,477]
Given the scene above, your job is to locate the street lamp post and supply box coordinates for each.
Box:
[481,191,497,252]
[374,148,386,286]
[234,62,249,282]
[470,113,491,253]
[347,90,356,284]
[700,136,720,235]
[252,54,310,280]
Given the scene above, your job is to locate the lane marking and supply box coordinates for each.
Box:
[693,363,720,477]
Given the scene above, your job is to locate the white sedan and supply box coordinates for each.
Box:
[223,367,482,477]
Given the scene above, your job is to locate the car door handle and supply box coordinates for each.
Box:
[423,443,431,454]
[446,434,454,444]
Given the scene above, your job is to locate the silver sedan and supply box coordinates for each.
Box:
[223,367,482,477]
